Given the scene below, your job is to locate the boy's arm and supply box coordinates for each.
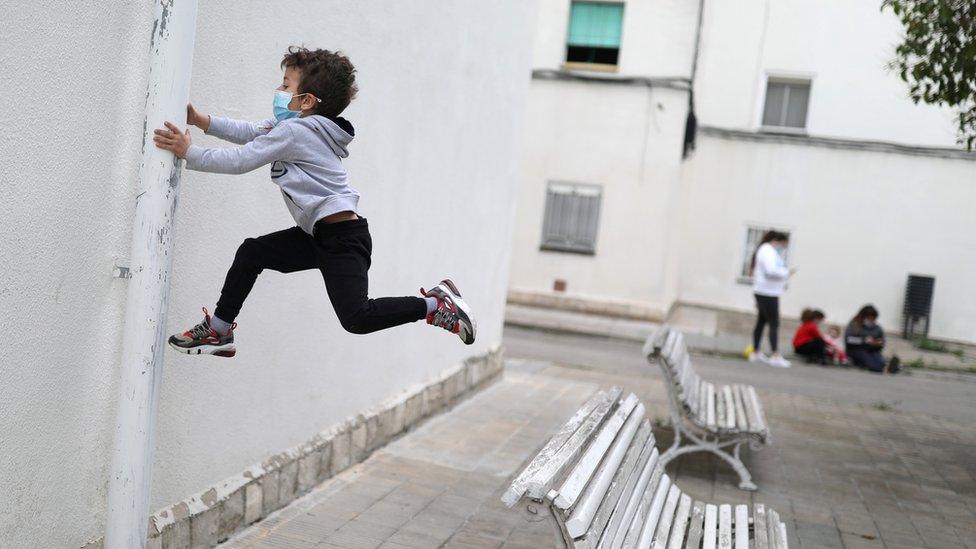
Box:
[185,123,296,175]
[205,115,277,145]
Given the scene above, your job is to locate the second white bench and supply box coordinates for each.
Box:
[644,327,771,491]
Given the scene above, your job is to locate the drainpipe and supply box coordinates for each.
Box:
[105,1,198,547]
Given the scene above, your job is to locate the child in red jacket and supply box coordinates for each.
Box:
[793,309,830,364]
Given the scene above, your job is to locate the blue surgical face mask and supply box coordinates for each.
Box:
[273,90,303,121]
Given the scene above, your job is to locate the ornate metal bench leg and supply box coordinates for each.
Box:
[722,441,757,491]
[659,417,684,464]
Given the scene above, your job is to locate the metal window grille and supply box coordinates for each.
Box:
[566,1,625,65]
[541,182,602,255]
[741,226,791,279]
[762,79,810,129]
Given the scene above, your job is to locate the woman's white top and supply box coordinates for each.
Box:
[752,243,790,297]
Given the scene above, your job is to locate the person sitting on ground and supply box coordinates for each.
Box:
[844,305,900,374]
[793,309,831,364]
[823,325,848,365]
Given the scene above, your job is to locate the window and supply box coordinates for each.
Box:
[761,78,810,130]
[541,182,602,255]
[566,1,624,66]
[739,226,791,281]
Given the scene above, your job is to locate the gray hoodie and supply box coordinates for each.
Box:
[185,114,360,234]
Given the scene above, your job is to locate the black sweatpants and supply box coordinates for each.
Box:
[752,294,780,353]
[213,217,427,334]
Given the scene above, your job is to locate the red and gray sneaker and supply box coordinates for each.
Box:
[167,307,236,357]
[420,279,476,345]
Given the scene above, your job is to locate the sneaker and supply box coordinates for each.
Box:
[766,353,792,368]
[167,307,236,357]
[420,279,476,345]
[742,344,755,359]
[748,351,768,363]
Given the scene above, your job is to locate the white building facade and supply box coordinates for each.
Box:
[0,1,535,546]
[510,0,976,343]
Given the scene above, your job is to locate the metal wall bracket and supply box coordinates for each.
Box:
[113,258,132,279]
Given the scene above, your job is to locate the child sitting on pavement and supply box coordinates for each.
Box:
[823,325,848,365]
[793,309,831,364]
[845,305,900,374]
[152,46,476,357]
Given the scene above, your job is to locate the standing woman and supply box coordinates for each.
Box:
[748,231,795,368]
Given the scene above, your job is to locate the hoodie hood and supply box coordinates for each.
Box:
[294,114,354,158]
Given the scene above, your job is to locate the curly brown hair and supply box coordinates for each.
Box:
[281,46,358,118]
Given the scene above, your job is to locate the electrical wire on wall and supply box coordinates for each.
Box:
[683,0,706,159]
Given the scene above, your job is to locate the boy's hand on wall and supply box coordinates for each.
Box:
[187,103,210,132]
[153,121,191,159]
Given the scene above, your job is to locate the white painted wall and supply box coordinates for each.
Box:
[509,79,688,314]
[509,0,974,343]
[0,1,536,546]
[695,0,959,146]
[677,135,976,343]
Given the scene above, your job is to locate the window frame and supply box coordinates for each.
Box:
[759,75,813,133]
[563,0,626,71]
[737,225,792,285]
[539,181,603,256]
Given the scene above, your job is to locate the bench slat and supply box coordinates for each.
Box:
[767,509,782,549]
[732,384,748,431]
[585,426,654,549]
[633,473,673,548]
[557,394,640,511]
[618,462,663,549]
[777,522,788,548]
[597,442,657,549]
[734,504,748,549]
[716,385,727,429]
[506,386,624,505]
[718,504,732,549]
[722,386,736,430]
[753,503,769,549]
[677,358,693,404]
[564,401,646,537]
[705,383,716,430]
[651,484,682,549]
[601,448,660,549]
[684,375,697,416]
[697,381,707,425]
[668,331,684,363]
[666,493,692,549]
[746,386,768,435]
[684,501,705,549]
[738,384,761,434]
[661,330,679,364]
[703,504,718,549]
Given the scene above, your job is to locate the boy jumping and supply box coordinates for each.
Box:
[153,46,476,357]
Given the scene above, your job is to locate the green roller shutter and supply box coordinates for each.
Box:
[567,2,624,48]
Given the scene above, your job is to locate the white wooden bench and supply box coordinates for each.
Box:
[644,327,770,491]
[502,386,789,548]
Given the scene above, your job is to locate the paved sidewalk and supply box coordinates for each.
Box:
[222,330,976,548]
